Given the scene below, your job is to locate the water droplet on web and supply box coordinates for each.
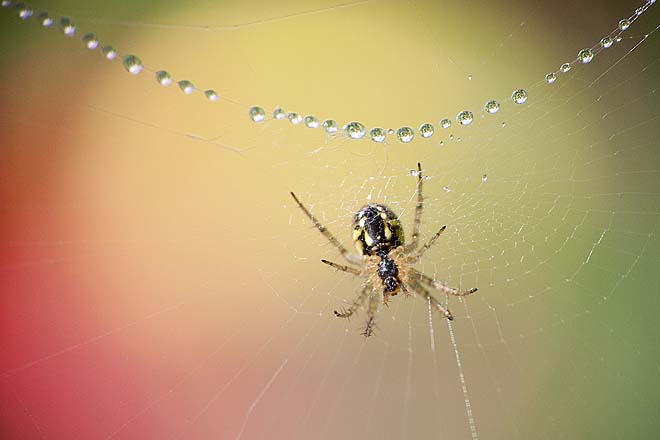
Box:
[387,128,395,135]
[600,36,613,48]
[322,119,338,133]
[635,7,644,15]
[578,48,594,64]
[82,33,99,50]
[511,88,528,104]
[288,112,302,124]
[248,106,266,122]
[37,12,53,27]
[501,121,507,128]
[545,72,557,84]
[17,4,33,20]
[344,121,366,139]
[178,80,194,94]
[443,186,451,192]
[615,35,622,43]
[439,140,444,146]
[449,134,454,140]
[204,90,219,101]
[369,127,386,142]
[273,107,286,120]
[560,63,571,73]
[397,126,414,143]
[484,100,500,114]
[467,74,473,80]
[303,115,319,128]
[457,137,462,142]
[410,168,420,177]
[440,118,452,129]
[456,110,473,126]
[482,174,488,182]
[59,17,76,37]
[618,19,630,31]
[122,55,143,75]
[419,123,434,138]
[102,46,117,60]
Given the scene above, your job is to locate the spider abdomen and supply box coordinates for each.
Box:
[352,204,404,256]
[377,255,400,293]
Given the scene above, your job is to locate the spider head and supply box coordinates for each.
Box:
[383,276,399,293]
[352,204,404,255]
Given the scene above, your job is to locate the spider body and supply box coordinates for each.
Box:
[352,204,404,256]
[291,163,478,337]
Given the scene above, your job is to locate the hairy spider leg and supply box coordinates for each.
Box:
[321,259,361,276]
[334,283,372,318]
[411,269,479,297]
[290,192,353,263]
[361,292,379,337]
[404,162,424,253]
[408,279,454,320]
[407,225,447,262]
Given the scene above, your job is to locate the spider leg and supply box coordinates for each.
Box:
[321,259,361,276]
[290,192,357,263]
[404,162,424,253]
[361,292,379,337]
[411,269,478,297]
[407,225,447,262]
[407,279,454,320]
[334,283,371,319]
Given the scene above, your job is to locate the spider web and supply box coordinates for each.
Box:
[1,0,659,439]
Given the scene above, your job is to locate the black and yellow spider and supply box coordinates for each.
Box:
[290,163,478,337]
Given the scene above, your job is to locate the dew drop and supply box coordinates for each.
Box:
[560,63,571,73]
[482,174,488,182]
[600,36,613,48]
[615,35,622,43]
[484,100,500,114]
[456,110,473,126]
[122,55,143,75]
[467,74,473,80]
[59,17,76,37]
[304,115,319,128]
[387,128,395,135]
[37,12,53,27]
[248,106,266,122]
[443,186,451,192]
[17,4,33,20]
[545,72,557,84]
[178,80,194,94]
[322,120,338,133]
[578,48,594,64]
[449,134,454,140]
[273,107,286,120]
[344,121,366,139]
[102,46,117,60]
[635,7,644,15]
[618,19,630,31]
[288,112,302,124]
[457,137,462,142]
[369,127,386,143]
[440,118,452,129]
[204,90,219,102]
[501,121,507,128]
[511,89,528,104]
[82,33,99,50]
[439,141,444,147]
[397,126,414,143]
[419,123,434,138]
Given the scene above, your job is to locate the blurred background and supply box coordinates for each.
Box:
[1,0,659,439]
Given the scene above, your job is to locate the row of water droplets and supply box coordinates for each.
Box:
[1,1,222,101]
[2,0,655,144]
[248,0,655,144]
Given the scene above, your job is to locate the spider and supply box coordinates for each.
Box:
[290,163,478,337]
